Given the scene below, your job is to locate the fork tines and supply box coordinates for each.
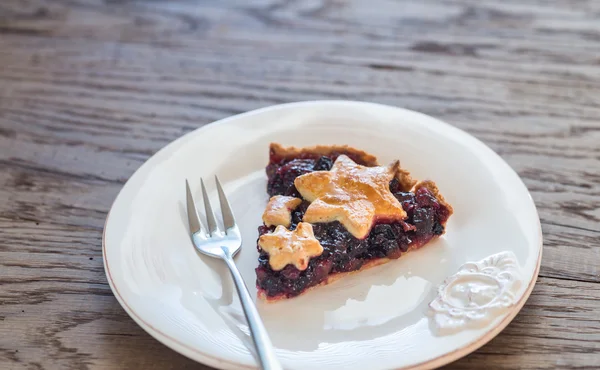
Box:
[185,176,237,237]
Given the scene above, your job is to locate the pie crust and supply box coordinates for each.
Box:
[269,143,378,166]
[262,195,303,228]
[256,143,453,301]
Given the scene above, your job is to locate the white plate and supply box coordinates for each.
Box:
[103,101,542,370]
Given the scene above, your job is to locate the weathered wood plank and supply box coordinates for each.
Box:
[448,277,600,369]
[1,0,599,369]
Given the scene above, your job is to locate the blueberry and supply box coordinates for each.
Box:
[258,253,270,266]
[384,241,402,259]
[398,234,412,252]
[433,222,444,235]
[413,208,435,235]
[394,192,417,215]
[394,192,415,203]
[389,178,402,193]
[312,258,333,281]
[415,188,439,208]
[267,159,315,196]
[313,156,333,171]
[372,224,396,240]
[280,265,301,280]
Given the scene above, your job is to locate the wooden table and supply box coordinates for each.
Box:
[1,1,599,369]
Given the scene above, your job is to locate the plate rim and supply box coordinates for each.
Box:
[102,100,543,370]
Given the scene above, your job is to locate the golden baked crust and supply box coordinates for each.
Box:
[270,143,379,166]
[258,222,324,271]
[262,195,303,228]
[395,167,417,192]
[294,155,407,239]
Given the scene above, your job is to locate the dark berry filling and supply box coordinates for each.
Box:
[257,153,451,299]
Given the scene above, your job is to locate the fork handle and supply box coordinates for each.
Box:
[221,249,283,370]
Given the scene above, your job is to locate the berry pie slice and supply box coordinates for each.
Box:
[255,143,453,301]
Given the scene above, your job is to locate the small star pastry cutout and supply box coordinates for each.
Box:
[294,155,406,239]
[262,195,302,228]
[258,222,324,271]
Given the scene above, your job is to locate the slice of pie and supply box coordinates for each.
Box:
[255,143,453,301]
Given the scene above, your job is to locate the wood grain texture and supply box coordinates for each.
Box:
[1,0,599,369]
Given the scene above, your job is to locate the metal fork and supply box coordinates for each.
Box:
[185,177,282,370]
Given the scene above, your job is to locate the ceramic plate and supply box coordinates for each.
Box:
[103,101,542,370]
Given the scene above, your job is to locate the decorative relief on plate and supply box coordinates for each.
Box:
[428,251,522,335]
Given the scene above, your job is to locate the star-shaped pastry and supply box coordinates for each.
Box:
[294,155,406,239]
[258,222,324,271]
[262,195,302,228]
